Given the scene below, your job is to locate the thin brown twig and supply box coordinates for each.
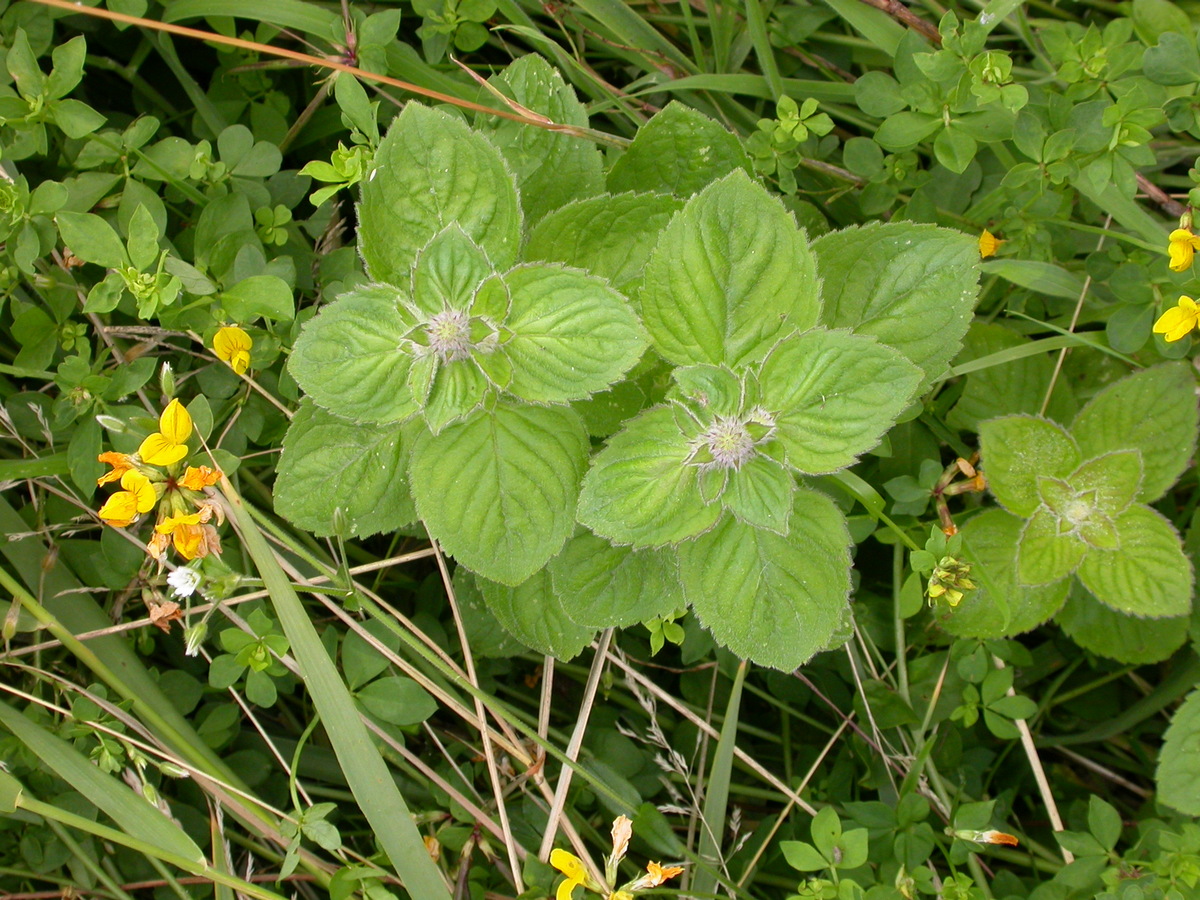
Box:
[857,0,942,44]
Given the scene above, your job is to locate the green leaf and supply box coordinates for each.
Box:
[422,358,490,434]
[875,112,941,150]
[1017,507,1087,585]
[933,126,976,174]
[758,329,922,474]
[275,401,416,538]
[0,699,204,864]
[854,71,906,117]
[1065,450,1142,516]
[220,275,295,322]
[523,192,684,292]
[341,619,402,691]
[947,323,1076,431]
[679,488,851,670]
[56,211,129,268]
[1056,584,1188,664]
[812,222,978,390]
[547,530,682,628]
[125,203,160,272]
[780,840,829,872]
[1077,506,1193,618]
[1156,686,1200,815]
[978,415,1081,517]
[478,55,604,224]
[577,405,722,548]
[356,675,438,727]
[1143,32,1200,86]
[606,101,753,197]
[1070,362,1198,503]
[358,103,520,286]
[723,456,795,533]
[939,509,1068,639]
[52,99,107,139]
[409,403,588,585]
[289,285,418,424]
[1086,797,1122,853]
[500,264,648,402]
[980,259,1086,300]
[478,569,596,659]
[410,225,494,316]
[638,170,820,368]
[1131,0,1193,44]
[452,568,524,658]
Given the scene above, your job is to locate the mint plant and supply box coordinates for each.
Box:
[280,61,981,671]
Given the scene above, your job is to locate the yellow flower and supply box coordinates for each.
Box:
[551,849,591,900]
[213,325,252,375]
[138,399,192,466]
[156,511,208,560]
[1168,229,1200,272]
[180,465,221,491]
[97,469,157,527]
[96,451,135,486]
[978,229,1003,259]
[1153,295,1200,342]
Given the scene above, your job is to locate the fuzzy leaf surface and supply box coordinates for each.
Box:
[289,286,418,424]
[638,171,820,368]
[275,401,416,538]
[606,101,753,197]
[812,222,978,389]
[679,487,851,670]
[409,403,588,585]
[501,264,647,402]
[758,329,921,474]
[1070,362,1197,502]
[1056,585,1187,664]
[359,103,520,286]
[548,530,682,628]
[1077,506,1193,618]
[1157,686,1200,815]
[939,509,1068,639]
[577,405,722,547]
[978,415,1080,517]
[479,570,595,659]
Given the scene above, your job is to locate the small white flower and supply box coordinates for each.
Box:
[167,566,201,598]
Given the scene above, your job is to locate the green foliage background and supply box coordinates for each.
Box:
[2,0,1200,899]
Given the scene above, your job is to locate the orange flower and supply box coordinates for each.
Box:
[978,229,1003,259]
[97,470,157,527]
[180,465,221,490]
[138,399,192,466]
[96,451,135,486]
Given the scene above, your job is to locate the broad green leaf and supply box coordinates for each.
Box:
[422,359,490,435]
[1056,585,1187,665]
[56,210,128,268]
[947,323,1076,431]
[410,225,494,316]
[758,329,922,474]
[978,415,1081,517]
[1070,362,1197,502]
[358,103,520,286]
[1144,32,1200,86]
[723,456,795,533]
[1017,507,1087,585]
[1065,450,1142,516]
[875,112,941,150]
[812,222,978,390]
[289,286,418,424]
[342,619,403,691]
[939,509,1068,639]
[53,99,107,139]
[679,487,852,670]
[479,55,604,224]
[577,405,722,548]
[1077,506,1193,618]
[547,530,682,628]
[523,192,684,292]
[1156,686,1200,815]
[220,275,295,322]
[1131,0,1192,44]
[500,264,648,402]
[356,676,438,727]
[606,101,753,197]
[638,171,820,368]
[478,569,596,659]
[0,699,205,864]
[274,401,416,538]
[409,403,588,585]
